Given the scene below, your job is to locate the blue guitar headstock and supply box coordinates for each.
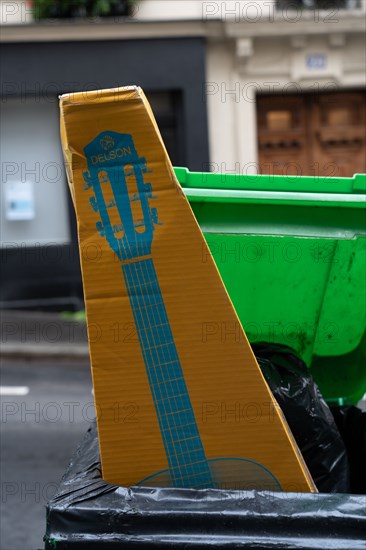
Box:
[83,132,157,262]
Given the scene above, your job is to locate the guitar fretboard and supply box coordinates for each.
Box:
[122,258,213,488]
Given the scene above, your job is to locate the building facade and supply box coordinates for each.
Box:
[1,0,365,306]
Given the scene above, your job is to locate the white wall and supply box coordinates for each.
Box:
[133,0,366,22]
[1,97,70,246]
[205,40,259,175]
[206,38,262,174]
[135,1,277,21]
[135,0,205,20]
[343,33,366,87]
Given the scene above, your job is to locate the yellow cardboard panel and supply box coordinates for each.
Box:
[60,86,316,492]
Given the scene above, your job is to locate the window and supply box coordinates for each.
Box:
[144,91,185,167]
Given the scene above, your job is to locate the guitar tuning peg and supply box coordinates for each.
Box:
[151,208,159,225]
[89,197,98,212]
[144,183,153,198]
[124,168,134,178]
[83,171,92,190]
[141,161,153,175]
[138,158,147,172]
[144,183,157,200]
[96,221,105,237]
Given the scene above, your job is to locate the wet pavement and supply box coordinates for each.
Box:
[0,357,92,550]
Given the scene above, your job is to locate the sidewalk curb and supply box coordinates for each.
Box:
[1,343,90,361]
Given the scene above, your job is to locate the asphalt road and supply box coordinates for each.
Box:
[0,358,93,550]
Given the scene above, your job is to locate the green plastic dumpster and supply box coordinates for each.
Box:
[176,169,366,407]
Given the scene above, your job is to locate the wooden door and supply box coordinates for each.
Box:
[312,92,366,178]
[257,91,366,177]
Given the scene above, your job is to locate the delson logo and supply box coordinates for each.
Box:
[100,135,115,151]
[90,139,133,165]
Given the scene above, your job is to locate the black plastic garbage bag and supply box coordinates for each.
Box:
[252,342,350,493]
[331,406,366,494]
[44,424,366,550]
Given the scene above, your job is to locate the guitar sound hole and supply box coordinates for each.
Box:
[137,458,282,492]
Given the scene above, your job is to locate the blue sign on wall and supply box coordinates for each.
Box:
[5,181,34,221]
[306,54,327,69]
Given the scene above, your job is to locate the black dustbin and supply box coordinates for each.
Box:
[44,423,366,550]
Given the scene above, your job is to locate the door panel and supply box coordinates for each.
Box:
[257,91,366,177]
[257,95,310,176]
[312,92,366,178]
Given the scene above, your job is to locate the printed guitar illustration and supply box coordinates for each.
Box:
[83,131,282,491]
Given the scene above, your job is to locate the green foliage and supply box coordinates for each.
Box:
[33,0,135,19]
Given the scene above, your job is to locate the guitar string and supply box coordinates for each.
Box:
[101,163,212,487]
[120,170,182,480]
[111,166,180,478]
[124,166,212,485]
[126,260,212,486]
[141,259,213,484]
[124,260,189,485]
[91,158,193,484]
[126,167,197,484]
[125,167,187,484]
[122,167,191,485]
[134,260,210,476]
[139,258,211,465]
[129,166,213,485]
[126,262,209,486]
